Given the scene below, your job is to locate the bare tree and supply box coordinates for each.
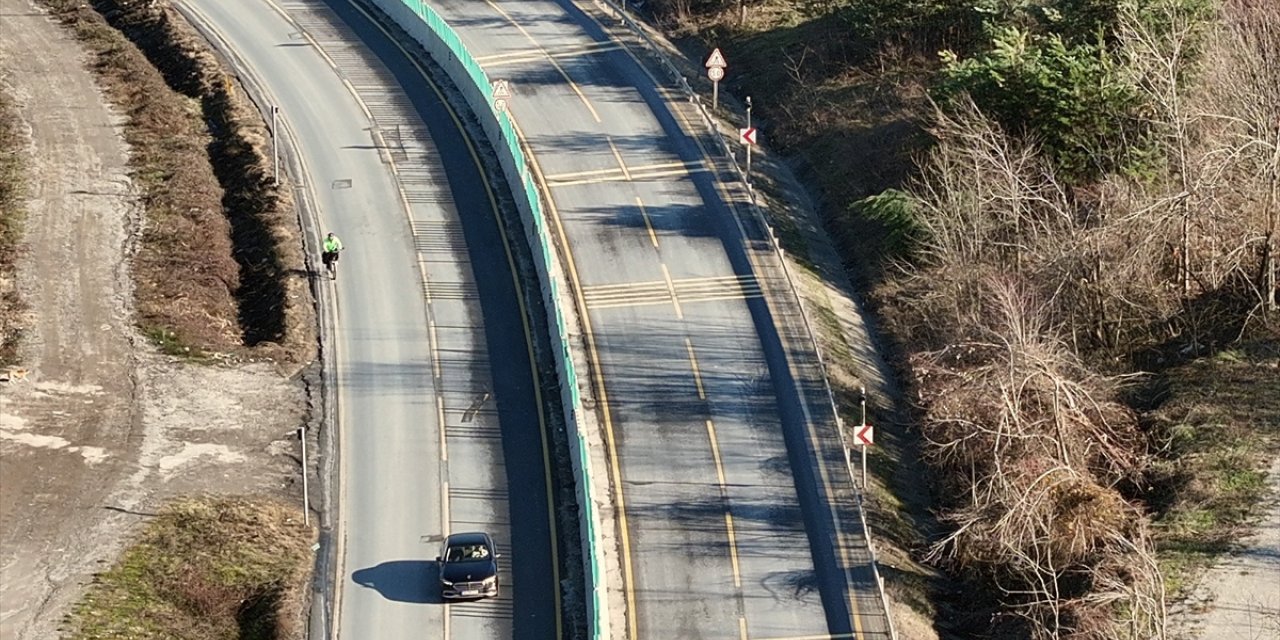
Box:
[1120,0,1280,320]
[1118,0,1210,301]
[1199,0,1280,314]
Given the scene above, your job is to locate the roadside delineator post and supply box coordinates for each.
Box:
[271,105,280,186]
[740,97,757,191]
[299,426,309,526]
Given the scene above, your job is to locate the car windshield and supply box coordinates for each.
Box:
[445,543,490,563]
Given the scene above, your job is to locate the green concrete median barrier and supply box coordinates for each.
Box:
[366,1,608,637]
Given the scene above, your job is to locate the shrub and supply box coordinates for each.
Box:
[938,25,1145,180]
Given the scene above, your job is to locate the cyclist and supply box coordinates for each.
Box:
[322,232,344,275]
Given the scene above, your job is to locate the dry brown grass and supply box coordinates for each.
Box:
[0,82,28,366]
[66,497,314,640]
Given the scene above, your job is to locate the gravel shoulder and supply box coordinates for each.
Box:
[0,2,307,638]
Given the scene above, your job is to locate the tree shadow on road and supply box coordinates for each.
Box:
[351,560,441,604]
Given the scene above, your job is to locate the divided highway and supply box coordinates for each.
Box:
[415,0,894,638]
[183,0,893,636]
[176,0,561,638]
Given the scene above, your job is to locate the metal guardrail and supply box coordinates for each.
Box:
[365,1,608,638]
[590,2,899,637]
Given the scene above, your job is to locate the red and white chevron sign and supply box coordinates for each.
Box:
[739,127,757,145]
[856,423,874,446]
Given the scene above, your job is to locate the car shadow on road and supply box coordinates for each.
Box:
[351,560,441,604]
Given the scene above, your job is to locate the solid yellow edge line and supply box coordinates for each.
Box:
[339,1,563,636]
[510,113,639,640]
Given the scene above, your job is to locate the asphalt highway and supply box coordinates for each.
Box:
[418,0,894,638]
[176,0,561,638]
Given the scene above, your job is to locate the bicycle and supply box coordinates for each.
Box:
[322,250,341,280]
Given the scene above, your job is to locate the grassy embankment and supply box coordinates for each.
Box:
[67,498,313,639]
[1145,341,1280,597]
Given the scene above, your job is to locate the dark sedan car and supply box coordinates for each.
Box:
[436,532,499,599]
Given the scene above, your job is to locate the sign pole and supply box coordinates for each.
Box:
[860,385,867,489]
[706,48,727,111]
[745,96,753,186]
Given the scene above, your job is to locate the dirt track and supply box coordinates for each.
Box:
[0,2,307,637]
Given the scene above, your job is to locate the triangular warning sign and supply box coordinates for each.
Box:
[705,48,727,69]
[492,79,511,99]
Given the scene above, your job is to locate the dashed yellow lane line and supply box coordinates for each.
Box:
[739,616,750,640]
[483,0,601,122]
[659,263,683,319]
[606,137,633,181]
[636,197,659,248]
[684,338,705,400]
[705,419,741,589]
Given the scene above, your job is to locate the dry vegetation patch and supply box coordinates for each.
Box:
[0,82,29,366]
[66,497,314,640]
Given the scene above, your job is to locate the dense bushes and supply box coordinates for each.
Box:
[881,1,1278,636]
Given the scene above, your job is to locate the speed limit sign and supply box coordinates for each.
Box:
[708,66,724,82]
